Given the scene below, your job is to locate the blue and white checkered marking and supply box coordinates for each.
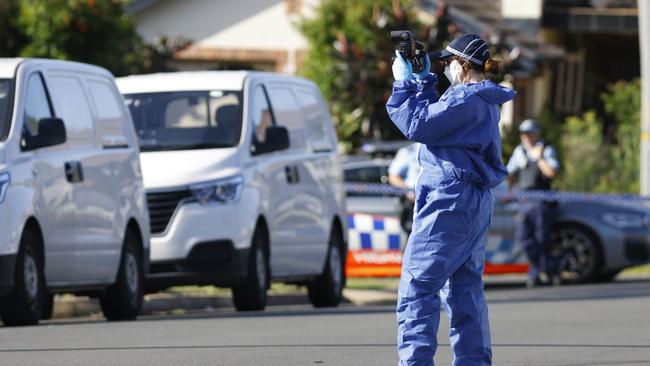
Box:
[348,213,407,251]
[485,235,526,264]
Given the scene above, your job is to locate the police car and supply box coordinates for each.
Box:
[344,157,650,283]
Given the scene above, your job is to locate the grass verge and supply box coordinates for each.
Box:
[619,264,650,278]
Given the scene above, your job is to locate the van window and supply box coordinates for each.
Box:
[295,88,334,152]
[88,81,123,119]
[48,75,95,148]
[0,79,13,141]
[88,80,128,146]
[124,91,242,151]
[266,86,305,149]
[23,73,53,136]
[250,86,274,143]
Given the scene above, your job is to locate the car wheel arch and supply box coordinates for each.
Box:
[254,216,270,262]
[125,218,144,260]
[317,215,346,275]
[22,217,45,267]
[330,215,347,254]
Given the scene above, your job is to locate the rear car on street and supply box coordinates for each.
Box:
[117,71,347,311]
[344,155,650,283]
[0,58,150,326]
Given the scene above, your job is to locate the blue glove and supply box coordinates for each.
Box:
[414,53,431,79]
[392,50,413,81]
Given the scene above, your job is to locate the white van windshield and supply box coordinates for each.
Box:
[0,79,12,142]
[124,91,242,151]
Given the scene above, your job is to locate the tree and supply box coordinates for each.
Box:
[18,0,157,76]
[0,0,27,56]
[300,0,431,150]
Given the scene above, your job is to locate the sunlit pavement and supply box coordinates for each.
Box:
[0,279,649,366]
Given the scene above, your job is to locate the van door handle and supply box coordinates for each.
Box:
[285,165,300,184]
[64,161,84,183]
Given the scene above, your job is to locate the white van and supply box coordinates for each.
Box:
[0,59,150,326]
[117,71,347,311]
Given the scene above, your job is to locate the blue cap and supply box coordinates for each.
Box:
[519,119,541,134]
[431,34,490,66]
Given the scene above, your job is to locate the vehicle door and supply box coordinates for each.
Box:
[293,86,337,268]
[264,83,327,275]
[18,70,79,284]
[80,77,136,280]
[248,83,302,277]
[45,72,119,283]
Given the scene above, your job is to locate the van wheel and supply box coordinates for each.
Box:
[308,227,345,308]
[99,231,143,321]
[0,230,45,326]
[232,230,268,311]
[41,293,54,320]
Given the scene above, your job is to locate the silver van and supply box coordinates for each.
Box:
[117,71,347,311]
[0,59,150,325]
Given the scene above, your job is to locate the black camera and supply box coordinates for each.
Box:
[390,30,426,73]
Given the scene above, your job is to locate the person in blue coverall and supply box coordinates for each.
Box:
[386,34,516,366]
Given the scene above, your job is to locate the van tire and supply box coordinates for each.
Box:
[0,230,45,326]
[99,231,143,321]
[232,229,268,311]
[308,226,345,308]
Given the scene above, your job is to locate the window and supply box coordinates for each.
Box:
[124,91,243,151]
[22,73,53,136]
[344,166,386,184]
[295,88,334,152]
[553,51,585,114]
[48,75,94,148]
[344,165,392,197]
[250,86,274,143]
[0,79,13,142]
[88,80,128,146]
[88,81,123,119]
[266,86,305,149]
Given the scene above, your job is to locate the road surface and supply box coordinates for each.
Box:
[1,280,649,365]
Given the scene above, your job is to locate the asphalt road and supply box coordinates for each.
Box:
[1,280,649,366]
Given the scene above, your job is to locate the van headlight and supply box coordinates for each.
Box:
[190,175,244,205]
[0,172,9,204]
[600,212,648,229]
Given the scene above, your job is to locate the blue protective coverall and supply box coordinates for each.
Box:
[386,74,516,366]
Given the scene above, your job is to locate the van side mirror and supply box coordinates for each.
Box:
[252,126,290,155]
[23,117,67,151]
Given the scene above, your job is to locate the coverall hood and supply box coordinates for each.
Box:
[472,80,517,105]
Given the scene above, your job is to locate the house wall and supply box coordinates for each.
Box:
[501,0,542,19]
[501,0,543,36]
[132,0,318,74]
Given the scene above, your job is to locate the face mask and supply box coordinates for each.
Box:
[447,60,463,86]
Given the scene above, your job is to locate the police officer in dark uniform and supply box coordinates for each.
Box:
[507,119,560,287]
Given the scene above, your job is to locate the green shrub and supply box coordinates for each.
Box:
[555,79,640,193]
[556,111,610,192]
